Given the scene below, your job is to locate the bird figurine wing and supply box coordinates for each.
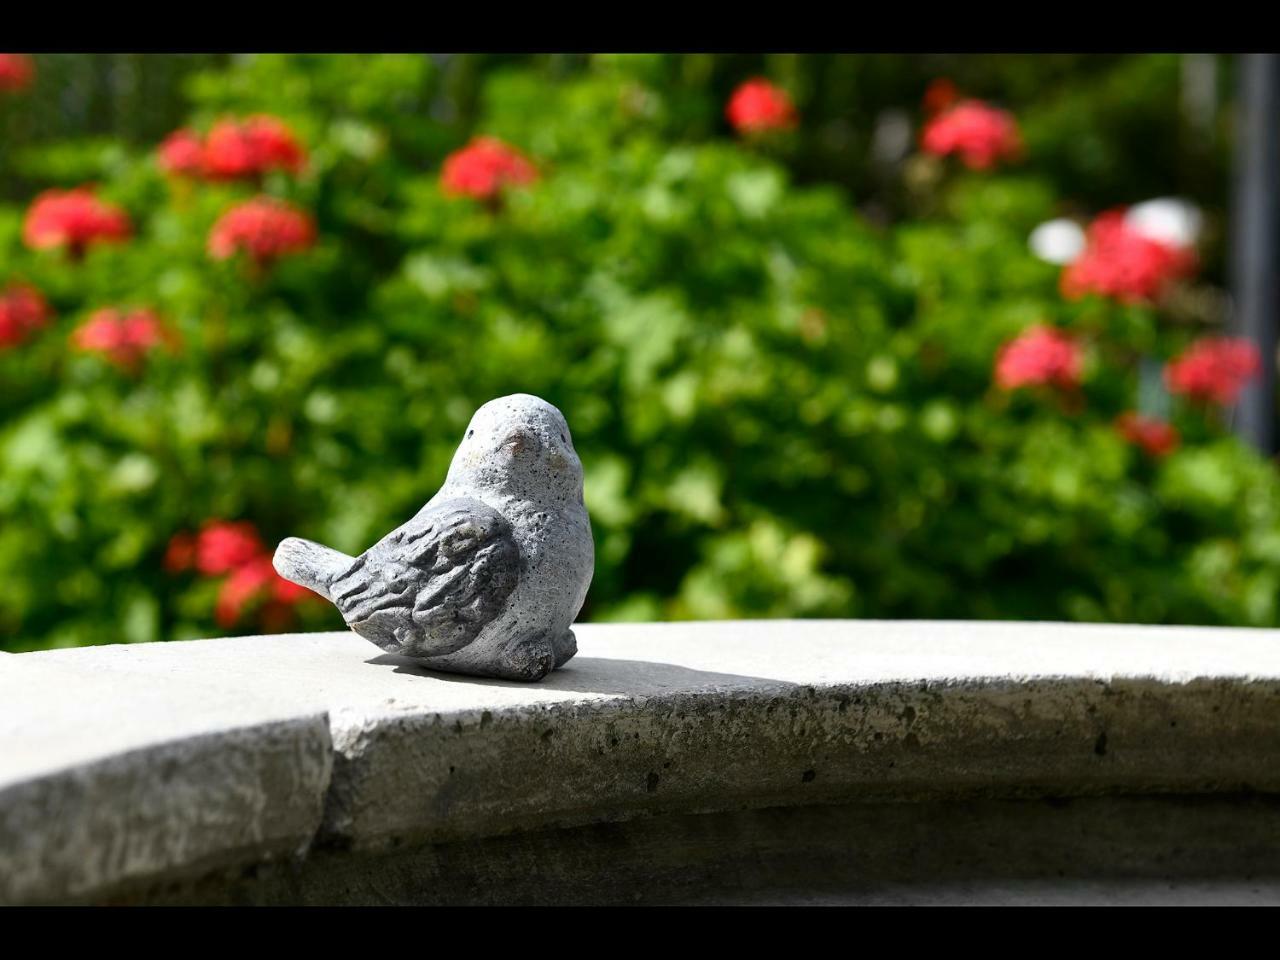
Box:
[284,497,522,658]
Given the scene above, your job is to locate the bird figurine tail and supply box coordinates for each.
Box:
[273,537,355,601]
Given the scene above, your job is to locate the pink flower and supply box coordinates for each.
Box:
[203,115,307,181]
[1164,337,1262,406]
[0,283,52,349]
[921,99,1022,170]
[208,196,316,266]
[994,325,1083,391]
[440,137,538,201]
[70,308,177,371]
[1115,412,1180,457]
[0,54,34,93]
[725,78,798,134]
[157,128,206,177]
[23,188,131,259]
[1060,209,1197,304]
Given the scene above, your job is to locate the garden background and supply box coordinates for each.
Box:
[2,52,1276,653]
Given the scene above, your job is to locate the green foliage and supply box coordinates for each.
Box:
[1,54,1276,652]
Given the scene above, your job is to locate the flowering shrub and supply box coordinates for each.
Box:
[439,137,538,201]
[1115,412,1180,458]
[190,521,264,575]
[1,54,1278,651]
[1165,337,1262,406]
[215,555,312,629]
[921,99,1022,170]
[994,326,1083,391]
[157,128,208,177]
[166,521,316,629]
[157,116,307,182]
[207,196,316,266]
[1060,209,1196,304]
[22,188,131,259]
[70,308,176,372]
[725,78,797,134]
[0,283,51,348]
[202,116,307,181]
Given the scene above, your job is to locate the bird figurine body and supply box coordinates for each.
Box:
[273,394,593,681]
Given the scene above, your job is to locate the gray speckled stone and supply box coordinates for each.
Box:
[0,655,332,906]
[274,394,594,682]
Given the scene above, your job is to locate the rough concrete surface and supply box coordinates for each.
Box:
[4,619,1280,904]
[0,656,332,905]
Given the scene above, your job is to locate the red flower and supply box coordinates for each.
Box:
[70,307,177,371]
[244,116,307,174]
[1060,209,1197,304]
[170,517,315,629]
[1164,337,1262,406]
[0,54,34,93]
[440,136,539,201]
[195,521,266,576]
[22,188,131,259]
[922,78,959,116]
[215,555,315,628]
[725,78,797,134]
[208,196,316,266]
[215,555,278,627]
[0,283,52,349]
[203,115,307,181]
[157,128,206,177]
[921,99,1022,170]
[272,575,313,604]
[1115,412,1180,457]
[994,325,1083,391]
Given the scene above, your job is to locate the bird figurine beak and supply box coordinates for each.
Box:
[501,428,540,457]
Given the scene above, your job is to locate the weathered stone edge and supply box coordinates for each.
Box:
[0,714,333,906]
[318,672,1280,851]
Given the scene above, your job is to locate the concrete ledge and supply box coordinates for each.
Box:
[0,657,332,905]
[3,619,1280,904]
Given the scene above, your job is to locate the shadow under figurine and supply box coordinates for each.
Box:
[273,394,594,681]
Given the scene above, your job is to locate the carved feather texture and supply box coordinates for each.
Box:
[328,497,521,657]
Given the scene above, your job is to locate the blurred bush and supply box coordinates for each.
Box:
[1,53,1276,652]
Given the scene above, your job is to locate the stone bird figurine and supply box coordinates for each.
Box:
[273,394,593,681]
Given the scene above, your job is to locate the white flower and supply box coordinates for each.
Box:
[1028,218,1086,265]
[1124,198,1203,250]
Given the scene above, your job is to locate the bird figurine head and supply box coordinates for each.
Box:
[444,393,584,506]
